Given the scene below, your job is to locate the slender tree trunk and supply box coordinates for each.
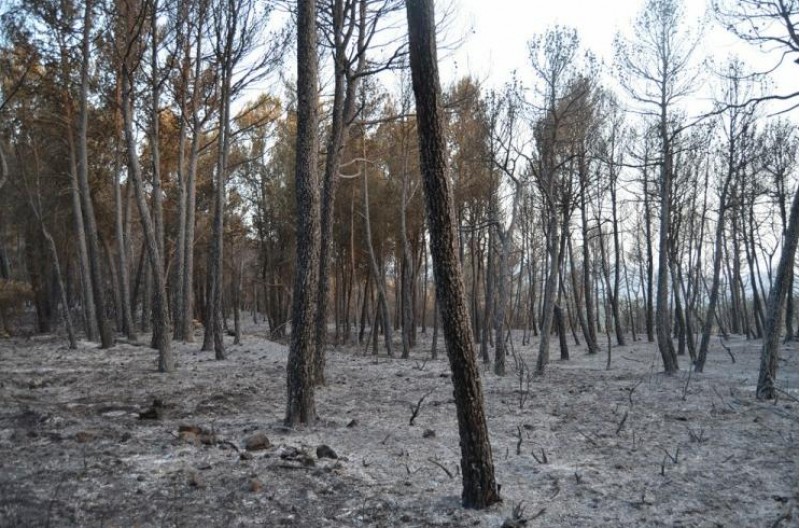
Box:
[172,10,190,341]
[204,56,231,360]
[480,223,494,363]
[113,74,136,342]
[757,190,799,399]
[59,36,97,342]
[285,0,320,426]
[406,0,500,507]
[493,184,520,376]
[362,148,393,357]
[181,5,204,343]
[149,0,166,349]
[655,113,677,373]
[536,206,560,375]
[610,172,625,346]
[579,170,599,353]
[400,118,415,358]
[77,0,113,348]
[567,234,592,351]
[695,174,733,371]
[643,160,655,342]
[122,64,174,373]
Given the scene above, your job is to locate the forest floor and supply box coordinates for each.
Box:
[0,323,797,527]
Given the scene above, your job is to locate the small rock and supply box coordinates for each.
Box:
[178,424,203,435]
[249,478,263,493]
[240,452,254,461]
[422,429,436,438]
[75,430,94,443]
[138,399,164,420]
[188,472,205,488]
[197,462,212,470]
[179,431,199,445]
[120,432,132,443]
[316,444,338,460]
[346,419,358,428]
[198,433,216,445]
[244,432,271,451]
[137,475,145,482]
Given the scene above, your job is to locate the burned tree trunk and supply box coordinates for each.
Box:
[756,189,799,400]
[285,0,320,426]
[406,0,501,508]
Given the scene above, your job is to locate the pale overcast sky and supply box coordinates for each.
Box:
[436,0,797,118]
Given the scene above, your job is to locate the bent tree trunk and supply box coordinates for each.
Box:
[757,189,799,400]
[406,0,501,509]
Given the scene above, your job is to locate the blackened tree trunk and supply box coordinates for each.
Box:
[122,67,175,373]
[406,0,501,508]
[78,0,113,348]
[362,145,393,357]
[181,13,204,342]
[695,164,734,371]
[480,220,494,363]
[149,0,166,349]
[756,189,799,399]
[579,160,599,353]
[535,206,560,375]
[655,117,678,373]
[314,0,368,383]
[285,0,320,426]
[113,72,136,342]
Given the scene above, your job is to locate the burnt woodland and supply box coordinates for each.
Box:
[0,0,797,525]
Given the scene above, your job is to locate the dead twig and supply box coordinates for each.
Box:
[531,448,548,464]
[682,370,692,401]
[687,427,706,443]
[616,410,629,436]
[661,446,679,464]
[576,428,598,446]
[718,336,735,363]
[218,439,240,453]
[409,388,435,426]
[427,458,453,479]
[626,380,643,406]
[773,387,799,403]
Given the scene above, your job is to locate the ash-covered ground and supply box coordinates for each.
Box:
[1,324,797,527]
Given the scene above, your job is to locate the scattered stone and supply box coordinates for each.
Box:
[346,419,358,428]
[279,446,315,466]
[422,429,436,438]
[197,462,212,470]
[188,472,205,488]
[240,452,254,461]
[179,431,199,445]
[244,431,271,451]
[316,444,338,460]
[120,432,132,443]
[138,399,164,420]
[75,430,94,443]
[198,432,216,445]
[178,424,203,435]
[249,478,263,493]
